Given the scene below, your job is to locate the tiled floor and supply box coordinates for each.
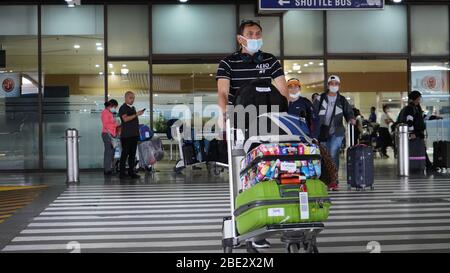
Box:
[1,153,450,253]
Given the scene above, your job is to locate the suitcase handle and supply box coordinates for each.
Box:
[279,184,301,198]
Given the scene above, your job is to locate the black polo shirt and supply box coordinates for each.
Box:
[216,51,285,104]
[119,103,139,138]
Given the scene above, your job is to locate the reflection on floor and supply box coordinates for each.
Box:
[2,175,450,253]
[0,186,47,224]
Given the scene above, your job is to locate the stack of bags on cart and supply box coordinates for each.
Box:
[231,80,332,235]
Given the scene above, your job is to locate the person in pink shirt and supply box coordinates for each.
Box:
[101,99,120,175]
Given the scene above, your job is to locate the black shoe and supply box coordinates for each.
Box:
[252,239,271,249]
[129,173,141,179]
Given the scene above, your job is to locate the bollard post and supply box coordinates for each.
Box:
[396,124,409,177]
[65,128,80,184]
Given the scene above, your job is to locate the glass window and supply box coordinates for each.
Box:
[240,5,281,57]
[411,62,450,152]
[411,6,449,56]
[0,6,39,170]
[283,11,323,56]
[283,60,324,97]
[327,5,407,54]
[108,5,149,57]
[152,5,236,54]
[152,63,219,170]
[42,5,104,169]
[107,61,150,128]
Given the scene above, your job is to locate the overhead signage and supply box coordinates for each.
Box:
[259,0,385,11]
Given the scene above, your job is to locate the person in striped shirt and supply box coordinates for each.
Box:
[216,20,289,129]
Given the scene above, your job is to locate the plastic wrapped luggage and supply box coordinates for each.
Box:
[347,145,374,191]
[239,143,321,191]
[234,180,331,235]
[138,140,157,166]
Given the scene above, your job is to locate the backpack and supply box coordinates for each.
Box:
[139,125,154,141]
[233,79,288,113]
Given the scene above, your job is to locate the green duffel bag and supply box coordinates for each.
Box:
[234,180,331,235]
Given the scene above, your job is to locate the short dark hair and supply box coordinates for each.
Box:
[371,106,376,111]
[104,99,118,108]
[238,20,262,35]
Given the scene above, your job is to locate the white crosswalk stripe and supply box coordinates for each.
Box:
[3,179,450,253]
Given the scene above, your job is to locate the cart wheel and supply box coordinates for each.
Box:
[313,245,319,253]
[223,246,233,253]
[370,186,375,191]
[287,243,301,253]
[246,241,259,253]
[214,167,221,176]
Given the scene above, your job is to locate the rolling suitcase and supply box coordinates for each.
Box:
[409,138,426,173]
[234,180,331,235]
[346,145,374,191]
[433,120,450,169]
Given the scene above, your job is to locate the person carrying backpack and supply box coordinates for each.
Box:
[313,75,356,191]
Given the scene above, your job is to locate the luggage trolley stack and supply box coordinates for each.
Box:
[172,123,229,175]
[221,117,328,254]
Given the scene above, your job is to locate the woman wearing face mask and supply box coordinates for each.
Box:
[101,99,120,176]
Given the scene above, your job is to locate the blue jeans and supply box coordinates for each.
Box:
[321,135,344,179]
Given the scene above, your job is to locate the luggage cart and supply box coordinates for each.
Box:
[172,124,228,174]
[221,118,325,253]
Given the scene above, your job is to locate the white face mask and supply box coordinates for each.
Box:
[329,86,339,93]
[110,108,117,114]
[289,92,301,100]
[240,36,263,54]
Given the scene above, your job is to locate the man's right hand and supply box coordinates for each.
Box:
[137,110,145,116]
[410,133,416,139]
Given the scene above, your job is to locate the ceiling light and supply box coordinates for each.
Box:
[121,68,129,75]
[108,64,113,68]
[309,62,314,65]
[319,63,324,66]
[388,99,392,102]
[95,64,100,68]
[111,72,115,76]
[347,97,351,100]
[288,70,293,73]
[96,42,102,46]
[304,64,309,67]
[97,46,104,51]
[209,74,214,77]
[99,72,104,75]
[122,64,127,68]
[74,44,80,49]
[293,64,301,71]
[393,0,402,3]
[297,71,302,74]
[179,0,189,2]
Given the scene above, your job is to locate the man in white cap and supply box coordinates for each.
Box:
[313,75,356,191]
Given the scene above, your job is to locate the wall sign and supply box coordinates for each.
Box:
[259,0,384,11]
[0,73,21,98]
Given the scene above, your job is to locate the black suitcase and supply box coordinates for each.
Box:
[182,143,198,165]
[206,139,228,164]
[347,145,374,191]
[409,138,426,173]
[433,141,450,168]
